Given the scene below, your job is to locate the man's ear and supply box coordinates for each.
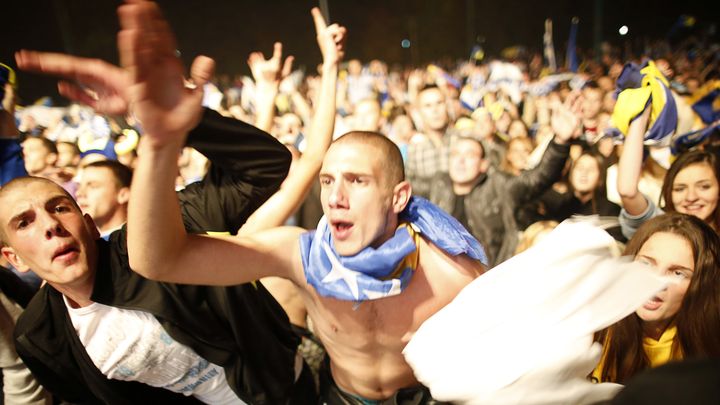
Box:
[84,213,101,239]
[391,181,412,214]
[1,246,30,272]
[117,187,131,205]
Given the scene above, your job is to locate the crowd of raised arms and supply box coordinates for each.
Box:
[0,1,719,404]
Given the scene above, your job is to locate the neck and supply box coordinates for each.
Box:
[453,175,484,195]
[574,189,594,203]
[98,212,127,235]
[453,182,473,196]
[643,319,672,341]
[52,277,95,308]
[425,129,445,148]
[369,215,400,251]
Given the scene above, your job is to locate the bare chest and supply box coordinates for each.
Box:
[303,241,479,350]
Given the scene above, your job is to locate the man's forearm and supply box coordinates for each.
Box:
[128,139,188,279]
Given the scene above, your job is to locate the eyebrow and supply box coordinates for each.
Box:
[637,255,694,272]
[319,171,374,178]
[7,195,75,226]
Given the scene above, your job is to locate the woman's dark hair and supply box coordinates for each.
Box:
[595,213,720,383]
[660,149,720,230]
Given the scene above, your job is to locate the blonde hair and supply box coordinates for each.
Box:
[514,220,559,255]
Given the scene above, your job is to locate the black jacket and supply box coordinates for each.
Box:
[429,140,570,266]
[14,110,300,404]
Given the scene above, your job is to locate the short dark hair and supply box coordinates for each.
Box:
[333,131,405,189]
[418,84,441,95]
[83,160,133,188]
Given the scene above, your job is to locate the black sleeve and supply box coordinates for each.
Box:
[506,140,570,206]
[177,108,291,234]
[0,266,36,308]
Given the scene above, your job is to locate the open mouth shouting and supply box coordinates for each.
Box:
[642,295,664,311]
[330,219,354,241]
[52,244,80,264]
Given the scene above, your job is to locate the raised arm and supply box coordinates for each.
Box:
[238,7,345,235]
[506,92,580,203]
[248,42,293,133]
[123,0,299,286]
[16,45,290,234]
[616,106,651,215]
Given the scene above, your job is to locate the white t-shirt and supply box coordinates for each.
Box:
[64,297,246,404]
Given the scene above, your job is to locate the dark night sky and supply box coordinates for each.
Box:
[3,0,719,104]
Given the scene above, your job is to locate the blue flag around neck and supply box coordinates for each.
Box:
[300,197,488,302]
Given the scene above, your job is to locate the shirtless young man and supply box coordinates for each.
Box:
[132,131,486,403]
[120,2,485,404]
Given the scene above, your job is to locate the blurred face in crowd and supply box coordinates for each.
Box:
[634,231,694,334]
[671,163,719,222]
[320,138,406,256]
[602,91,616,114]
[56,142,80,169]
[391,115,415,144]
[274,113,302,145]
[508,120,528,139]
[352,99,382,132]
[449,138,486,187]
[474,111,495,140]
[597,76,614,93]
[570,154,602,194]
[76,166,129,231]
[348,59,362,76]
[582,87,603,121]
[417,87,449,133]
[21,137,56,176]
[655,59,674,79]
[504,137,533,174]
[0,178,99,290]
[495,111,512,135]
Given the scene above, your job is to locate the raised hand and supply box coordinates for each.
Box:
[550,91,583,143]
[117,0,215,149]
[248,43,294,88]
[15,50,130,116]
[311,7,346,66]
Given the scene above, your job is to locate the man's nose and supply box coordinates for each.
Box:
[328,182,348,208]
[41,213,66,239]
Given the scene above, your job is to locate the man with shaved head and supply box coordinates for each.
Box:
[131,126,488,404]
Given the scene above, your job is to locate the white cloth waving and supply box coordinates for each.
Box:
[403,219,667,405]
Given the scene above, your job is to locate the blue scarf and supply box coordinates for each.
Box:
[299,196,487,302]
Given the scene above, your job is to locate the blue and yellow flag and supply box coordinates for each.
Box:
[610,61,678,146]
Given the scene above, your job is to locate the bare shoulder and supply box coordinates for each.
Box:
[241,226,309,285]
[418,236,486,281]
[237,226,306,248]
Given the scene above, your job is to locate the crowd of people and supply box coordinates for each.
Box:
[1,0,719,404]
